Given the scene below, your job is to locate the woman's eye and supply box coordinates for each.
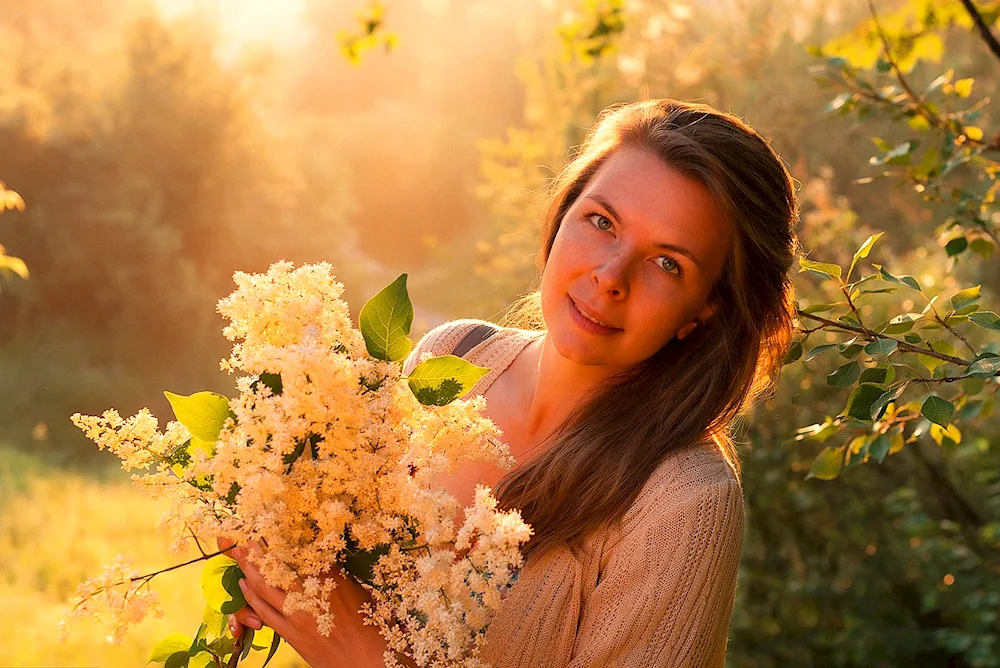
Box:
[588,214,613,231]
[657,256,682,275]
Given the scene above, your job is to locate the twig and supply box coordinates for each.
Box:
[72,545,238,611]
[959,0,1000,62]
[795,310,972,367]
[867,0,948,133]
[226,635,245,668]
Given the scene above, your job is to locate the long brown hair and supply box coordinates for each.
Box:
[496,99,799,556]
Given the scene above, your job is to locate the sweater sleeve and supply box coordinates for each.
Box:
[567,468,745,668]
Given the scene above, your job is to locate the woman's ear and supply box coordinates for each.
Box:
[676,302,717,341]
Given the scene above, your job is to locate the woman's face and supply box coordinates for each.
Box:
[540,145,733,372]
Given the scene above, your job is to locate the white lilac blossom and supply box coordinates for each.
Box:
[69,262,531,666]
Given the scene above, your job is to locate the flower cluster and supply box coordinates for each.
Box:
[63,555,163,645]
[70,262,531,665]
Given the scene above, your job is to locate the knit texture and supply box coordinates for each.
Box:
[403,319,745,668]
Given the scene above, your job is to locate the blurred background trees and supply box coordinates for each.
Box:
[0,0,997,665]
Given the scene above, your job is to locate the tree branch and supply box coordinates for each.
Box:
[959,0,1000,62]
[795,310,972,367]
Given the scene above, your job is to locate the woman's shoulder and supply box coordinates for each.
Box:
[403,318,544,380]
[401,318,493,374]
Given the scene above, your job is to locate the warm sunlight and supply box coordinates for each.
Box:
[154,0,308,53]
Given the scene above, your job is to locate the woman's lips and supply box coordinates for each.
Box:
[568,296,621,335]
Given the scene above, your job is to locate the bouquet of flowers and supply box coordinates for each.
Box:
[66,262,532,667]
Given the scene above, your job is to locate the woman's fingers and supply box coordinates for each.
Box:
[238,578,293,638]
[232,606,263,632]
[234,547,289,612]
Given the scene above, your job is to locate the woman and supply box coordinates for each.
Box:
[225,98,798,667]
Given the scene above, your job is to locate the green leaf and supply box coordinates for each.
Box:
[164,653,189,668]
[918,340,956,375]
[241,627,255,660]
[342,542,390,585]
[189,653,215,668]
[843,383,888,421]
[150,634,194,662]
[950,285,981,311]
[879,314,915,334]
[798,257,843,280]
[966,354,1000,378]
[359,274,413,362]
[840,343,864,359]
[969,311,1000,330]
[871,385,905,421]
[783,341,803,365]
[864,338,897,356]
[251,372,283,396]
[808,446,844,480]
[970,238,995,258]
[827,361,861,387]
[803,344,838,363]
[873,264,920,291]
[868,434,891,464]
[859,367,889,384]
[854,232,884,261]
[201,555,246,615]
[848,232,884,279]
[904,333,922,344]
[406,355,490,406]
[206,636,236,656]
[203,605,227,638]
[164,391,233,442]
[263,633,282,668]
[945,237,968,257]
[921,395,955,427]
[802,302,840,314]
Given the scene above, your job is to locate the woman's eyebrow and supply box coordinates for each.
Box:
[585,192,704,270]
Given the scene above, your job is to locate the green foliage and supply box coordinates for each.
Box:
[406,355,490,406]
[337,1,398,66]
[776,2,1000,664]
[163,391,233,443]
[359,273,414,362]
[199,555,246,615]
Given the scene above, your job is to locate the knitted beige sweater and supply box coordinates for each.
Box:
[404,319,745,668]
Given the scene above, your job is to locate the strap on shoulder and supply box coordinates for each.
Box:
[452,322,499,358]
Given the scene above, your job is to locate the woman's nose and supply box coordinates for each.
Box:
[591,251,630,298]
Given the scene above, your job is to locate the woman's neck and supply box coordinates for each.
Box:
[517,333,623,448]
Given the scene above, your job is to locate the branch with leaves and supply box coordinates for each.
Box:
[788,233,999,487]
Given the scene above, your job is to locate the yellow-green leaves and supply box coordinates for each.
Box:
[406,355,490,406]
[164,391,232,442]
[359,273,413,362]
[950,285,981,311]
[847,232,884,281]
[200,555,246,615]
[808,446,844,480]
[149,633,193,662]
[799,257,843,281]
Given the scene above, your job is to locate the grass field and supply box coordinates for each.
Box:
[0,445,307,667]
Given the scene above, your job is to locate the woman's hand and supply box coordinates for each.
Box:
[214,537,393,668]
